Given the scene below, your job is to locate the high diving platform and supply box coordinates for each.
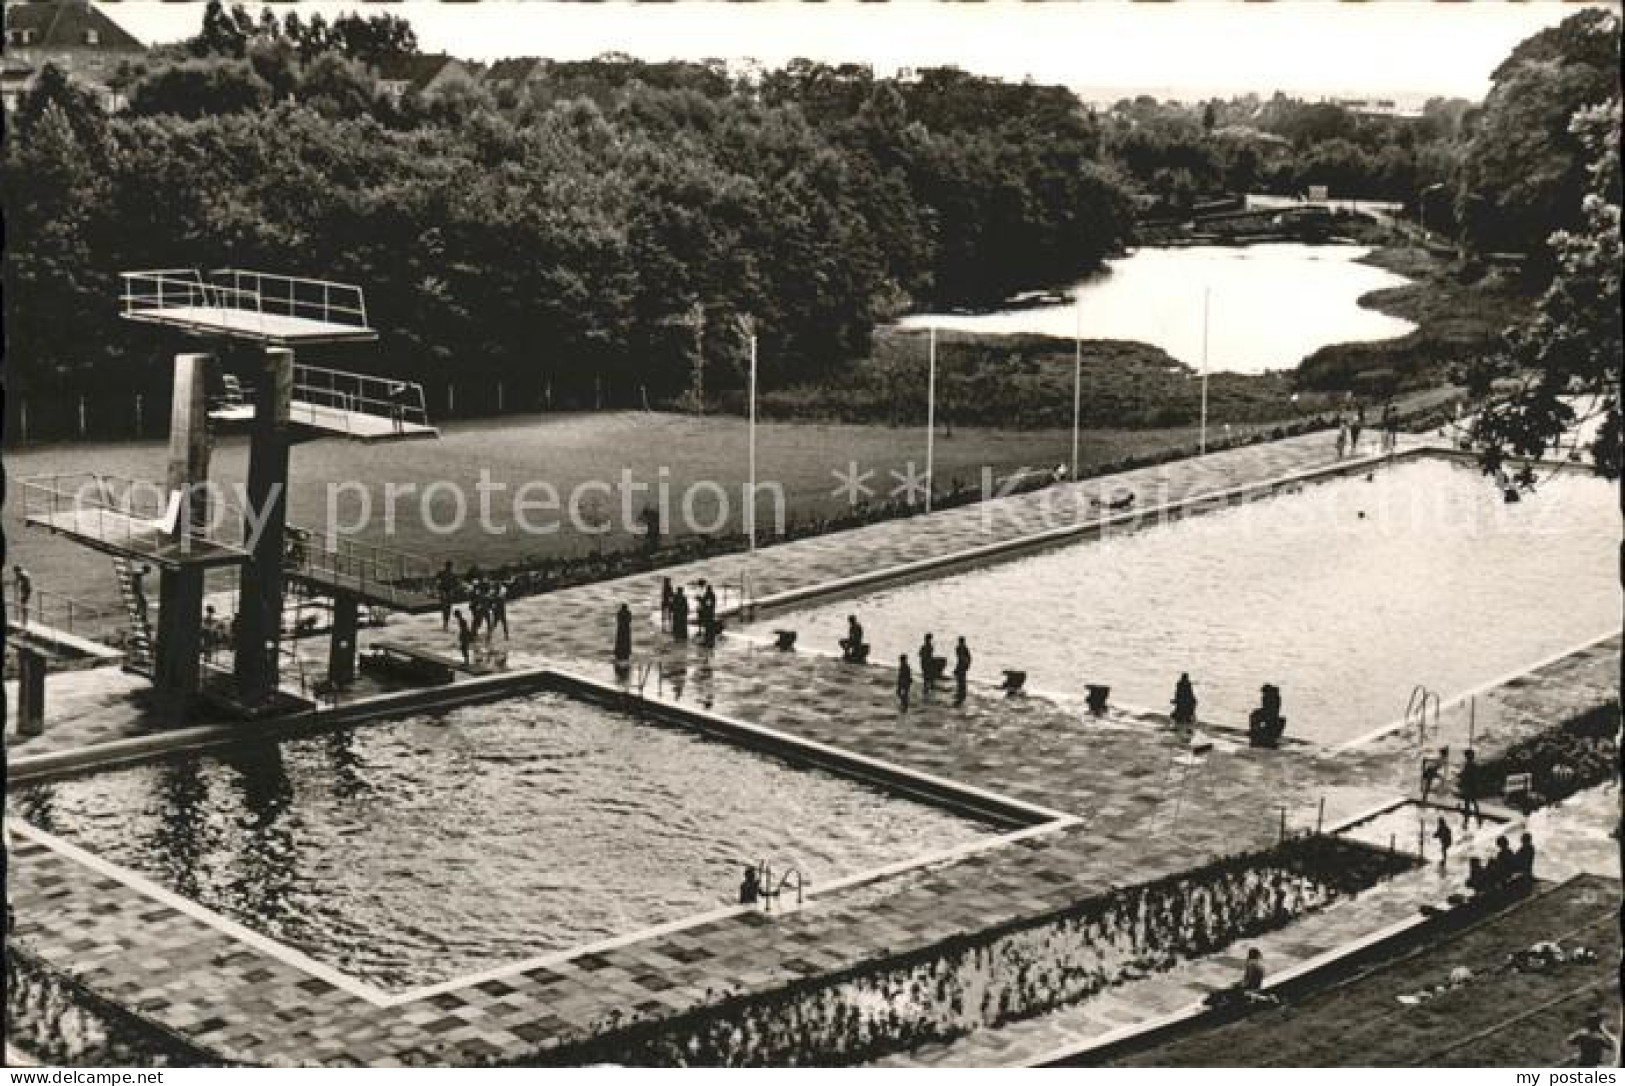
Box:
[122,270,438,442]
[121,269,379,346]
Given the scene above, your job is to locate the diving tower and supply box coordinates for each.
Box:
[17,268,442,724]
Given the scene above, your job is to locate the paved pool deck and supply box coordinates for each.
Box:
[5,431,1619,1066]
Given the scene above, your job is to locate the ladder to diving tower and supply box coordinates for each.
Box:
[111,556,156,676]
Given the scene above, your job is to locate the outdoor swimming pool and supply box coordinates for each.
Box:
[781,457,1619,744]
[8,692,998,991]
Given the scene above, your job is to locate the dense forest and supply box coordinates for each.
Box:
[3,3,1619,436]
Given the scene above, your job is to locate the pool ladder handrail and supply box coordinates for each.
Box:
[756,859,807,909]
[1406,685,1441,745]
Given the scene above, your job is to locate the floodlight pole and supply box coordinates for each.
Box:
[741,316,758,604]
[1072,297,1083,481]
[925,326,937,512]
[1199,288,1211,456]
[748,329,757,556]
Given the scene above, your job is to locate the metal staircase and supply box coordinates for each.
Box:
[111,557,156,676]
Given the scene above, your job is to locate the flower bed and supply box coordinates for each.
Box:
[483,835,1415,1068]
[3,944,223,1067]
[1478,702,1619,812]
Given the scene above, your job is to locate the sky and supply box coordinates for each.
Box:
[105,0,1615,103]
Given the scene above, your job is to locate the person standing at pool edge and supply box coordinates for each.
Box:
[434,560,458,630]
[1458,748,1485,827]
[1172,673,1198,727]
[840,615,865,661]
[672,587,689,641]
[454,609,474,666]
[953,637,972,706]
[1432,817,1453,867]
[13,565,32,622]
[614,603,633,662]
[896,655,913,711]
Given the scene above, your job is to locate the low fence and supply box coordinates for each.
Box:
[457,834,1416,1068]
[4,943,227,1067]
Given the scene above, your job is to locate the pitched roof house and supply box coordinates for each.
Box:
[374,53,472,102]
[3,0,145,111]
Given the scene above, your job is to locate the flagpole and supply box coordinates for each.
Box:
[925,326,937,512]
[1199,287,1210,456]
[1072,296,1083,481]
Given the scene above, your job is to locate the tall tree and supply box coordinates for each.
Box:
[1471,96,1622,481]
[1456,8,1621,274]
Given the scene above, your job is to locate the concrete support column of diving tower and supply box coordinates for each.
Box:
[328,590,359,687]
[16,645,48,737]
[152,352,213,711]
[234,346,294,704]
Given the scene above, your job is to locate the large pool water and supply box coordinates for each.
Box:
[9,692,995,990]
[781,458,1619,744]
[897,243,1415,374]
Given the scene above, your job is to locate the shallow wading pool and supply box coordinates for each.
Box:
[780,457,1620,744]
[8,692,1000,991]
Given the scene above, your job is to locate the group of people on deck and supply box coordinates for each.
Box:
[893,631,974,710]
[1462,831,1537,895]
[1334,401,1401,459]
[658,577,723,646]
[435,560,512,665]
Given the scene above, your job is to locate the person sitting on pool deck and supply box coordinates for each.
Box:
[1512,832,1536,884]
[1465,856,1493,896]
[1247,684,1286,748]
[1569,1011,1618,1068]
[839,616,866,662]
[1486,835,1516,887]
[1239,947,1266,992]
[739,865,762,905]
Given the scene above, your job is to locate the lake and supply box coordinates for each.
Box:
[897,243,1415,375]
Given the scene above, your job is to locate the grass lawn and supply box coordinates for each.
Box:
[1109,873,1620,1067]
[5,410,1253,614]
